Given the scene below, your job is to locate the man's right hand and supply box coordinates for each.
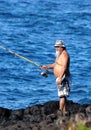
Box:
[41,65,48,70]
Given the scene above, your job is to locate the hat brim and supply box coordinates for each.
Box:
[54,45,65,48]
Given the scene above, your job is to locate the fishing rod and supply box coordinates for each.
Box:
[0,45,48,78]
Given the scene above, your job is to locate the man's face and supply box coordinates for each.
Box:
[55,46,64,57]
[55,46,63,52]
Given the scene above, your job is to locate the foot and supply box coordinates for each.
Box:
[57,109,63,117]
[63,111,70,117]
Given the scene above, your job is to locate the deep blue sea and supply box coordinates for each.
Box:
[0,0,91,110]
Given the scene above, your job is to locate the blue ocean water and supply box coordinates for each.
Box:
[0,0,91,110]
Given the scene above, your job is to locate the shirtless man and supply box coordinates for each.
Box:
[41,40,71,115]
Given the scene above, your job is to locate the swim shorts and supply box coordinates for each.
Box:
[56,77,70,98]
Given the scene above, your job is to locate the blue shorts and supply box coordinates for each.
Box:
[56,77,70,98]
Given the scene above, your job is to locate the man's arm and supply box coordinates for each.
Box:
[41,63,55,70]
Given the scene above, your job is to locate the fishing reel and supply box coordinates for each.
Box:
[40,70,48,78]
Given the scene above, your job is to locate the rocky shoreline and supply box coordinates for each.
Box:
[0,100,91,130]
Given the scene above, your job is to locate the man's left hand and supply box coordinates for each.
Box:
[56,77,62,85]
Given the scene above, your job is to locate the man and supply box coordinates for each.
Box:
[41,40,71,115]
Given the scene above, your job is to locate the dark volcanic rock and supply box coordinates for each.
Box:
[43,101,59,115]
[0,100,91,130]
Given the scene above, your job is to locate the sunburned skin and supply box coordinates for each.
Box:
[54,50,70,78]
[41,40,71,113]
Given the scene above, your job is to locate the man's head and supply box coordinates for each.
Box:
[54,40,66,57]
[54,40,65,48]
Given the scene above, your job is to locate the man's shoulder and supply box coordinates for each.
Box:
[62,50,69,57]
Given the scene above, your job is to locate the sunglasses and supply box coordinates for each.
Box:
[55,46,60,48]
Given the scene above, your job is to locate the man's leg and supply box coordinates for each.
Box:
[59,96,67,112]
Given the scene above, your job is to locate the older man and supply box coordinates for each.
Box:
[42,40,71,115]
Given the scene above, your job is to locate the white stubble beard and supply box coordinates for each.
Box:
[55,50,61,58]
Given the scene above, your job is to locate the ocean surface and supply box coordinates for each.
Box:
[0,0,91,110]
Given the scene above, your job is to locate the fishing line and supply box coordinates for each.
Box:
[0,45,48,77]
